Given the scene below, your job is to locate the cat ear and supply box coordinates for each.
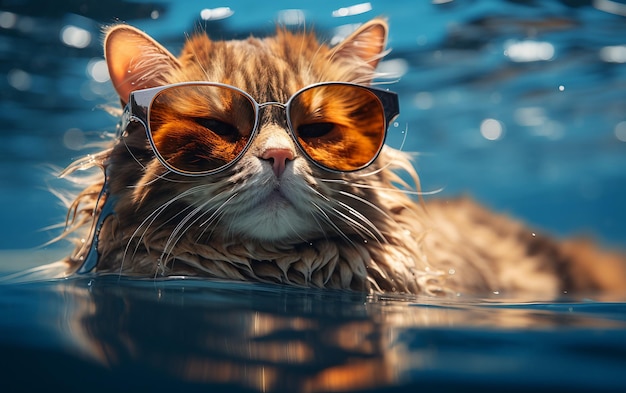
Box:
[332,18,388,68]
[104,24,181,105]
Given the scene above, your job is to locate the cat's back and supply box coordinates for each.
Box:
[419,197,626,298]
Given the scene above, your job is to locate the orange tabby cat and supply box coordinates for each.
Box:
[60,18,626,298]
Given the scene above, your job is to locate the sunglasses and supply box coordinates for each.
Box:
[122,81,399,175]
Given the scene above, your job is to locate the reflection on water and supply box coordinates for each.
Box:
[1,276,625,392]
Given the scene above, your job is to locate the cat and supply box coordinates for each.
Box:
[58,18,626,299]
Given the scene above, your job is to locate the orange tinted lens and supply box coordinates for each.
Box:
[289,84,386,171]
[148,84,256,174]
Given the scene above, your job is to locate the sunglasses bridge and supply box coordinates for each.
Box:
[245,101,297,178]
[254,100,290,129]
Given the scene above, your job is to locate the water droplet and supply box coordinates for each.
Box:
[558,85,565,91]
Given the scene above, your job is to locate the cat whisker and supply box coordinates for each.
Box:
[336,189,397,234]
[198,193,239,228]
[284,209,314,244]
[159,200,214,276]
[369,78,401,87]
[310,201,356,248]
[121,136,148,171]
[302,186,331,241]
[122,204,194,273]
[158,188,239,274]
[328,202,384,244]
[195,207,229,244]
[195,192,239,242]
[357,161,390,178]
[356,123,410,178]
[132,169,199,189]
[319,178,443,197]
[306,183,380,242]
[121,184,212,271]
[119,138,196,187]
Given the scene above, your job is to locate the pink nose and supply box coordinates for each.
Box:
[262,148,295,177]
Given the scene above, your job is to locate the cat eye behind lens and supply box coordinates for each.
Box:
[125,82,399,175]
[287,84,389,172]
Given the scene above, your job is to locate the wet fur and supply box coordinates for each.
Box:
[60,19,626,299]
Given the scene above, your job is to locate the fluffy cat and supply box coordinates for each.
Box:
[59,18,626,298]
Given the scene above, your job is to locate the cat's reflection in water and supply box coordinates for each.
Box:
[64,279,392,392]
[54,278,618,392]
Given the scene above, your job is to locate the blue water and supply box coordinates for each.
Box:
[1,0,626,391]
[1,276,626,392]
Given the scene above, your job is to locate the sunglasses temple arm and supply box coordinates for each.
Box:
[369,89,400,127]
[383,92,400,126]
[117,105,132,138]
[118,96,149,138]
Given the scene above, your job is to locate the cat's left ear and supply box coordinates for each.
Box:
[104,24,181,105]
[331,18,388,68]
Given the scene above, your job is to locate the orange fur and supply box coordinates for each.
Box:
[56,20,626,300]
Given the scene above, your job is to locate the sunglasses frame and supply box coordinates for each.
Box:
[121,81,399,176]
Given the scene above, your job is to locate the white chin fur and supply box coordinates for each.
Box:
[228,201,314,241]
[203,158,321,241]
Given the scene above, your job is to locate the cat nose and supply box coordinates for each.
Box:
[262,148,295,177]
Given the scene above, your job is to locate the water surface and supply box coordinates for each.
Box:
[1,275,625,392]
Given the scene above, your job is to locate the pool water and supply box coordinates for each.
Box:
[1,0,625,391]
[1,276,626,392]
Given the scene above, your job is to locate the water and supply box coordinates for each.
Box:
[1,276,625,392]
[1,0,626,391]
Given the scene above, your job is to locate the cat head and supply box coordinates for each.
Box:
[102,19,412,246]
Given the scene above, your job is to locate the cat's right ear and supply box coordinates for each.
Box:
[331,18,388,69]
[104,24,181,105]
